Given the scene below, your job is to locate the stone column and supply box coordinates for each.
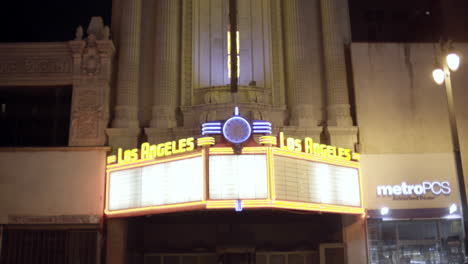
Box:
[342,215,368,264]
[106,0,142,150]
[106,218,128,264]
[283,0,321,140]
[145,0,181,143]
[69,19,115,147]
[320,0,357,149]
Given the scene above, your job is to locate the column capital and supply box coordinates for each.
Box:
[106,127,141,151]
[327,125,358,151]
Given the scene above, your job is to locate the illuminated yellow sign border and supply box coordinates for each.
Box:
[107,137,197,165]
[105,145,364,218]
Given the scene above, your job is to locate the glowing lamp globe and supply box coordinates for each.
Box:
[432,68,445,85]
[380,207,389,216]
[446,53,460,71]
[450,203,458,214]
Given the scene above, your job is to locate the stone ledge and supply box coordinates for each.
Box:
[0,146,111,152]
[8,214,101,224]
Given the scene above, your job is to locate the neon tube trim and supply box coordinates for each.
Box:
[252,121,272,125]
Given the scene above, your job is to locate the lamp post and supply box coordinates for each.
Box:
[432,41,468,259]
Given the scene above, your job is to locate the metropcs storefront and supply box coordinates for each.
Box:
[363,153,464,263]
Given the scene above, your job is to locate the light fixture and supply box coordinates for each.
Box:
[446,53,460,71]
[450,203,458,214]
[380,207,389,216]
[235,200,243,212]
[432,68,445,85]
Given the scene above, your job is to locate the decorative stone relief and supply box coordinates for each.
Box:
[9,215,100,224]
[75,26,84,40]
[195,85,271,106]
[247,90,264,103]
[204,90,231,104]
[70,89,102,140]
[69,18,115,146]
[0,58,72,74]
[81,35,102,76]
[251,110,270,121]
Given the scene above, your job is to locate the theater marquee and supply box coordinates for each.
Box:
[105,108,364,217]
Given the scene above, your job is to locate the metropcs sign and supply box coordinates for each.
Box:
[377,181,451,197]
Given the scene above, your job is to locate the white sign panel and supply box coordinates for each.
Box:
[108,157,203,211]
[209,154,268,199]
[377,181,451,197]
[274,156,361,207]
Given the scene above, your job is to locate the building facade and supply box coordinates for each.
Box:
[0,0,468,264]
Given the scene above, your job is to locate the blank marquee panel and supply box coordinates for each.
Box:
[108,157,203,211]
[274,156,361,207]
[209,154,268,200]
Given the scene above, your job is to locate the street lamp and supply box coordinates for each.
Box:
[432,41,468,258]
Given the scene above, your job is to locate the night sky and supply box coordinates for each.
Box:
[0,0,467,43]
[0,0,111,42]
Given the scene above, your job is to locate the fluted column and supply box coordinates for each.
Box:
[282,0,322,141]
[112,0,141,128]
[321,0,352,127]
[146,0,181,143]
[283,0,316,129]
[107,0,142,150]
[320,0,357,149]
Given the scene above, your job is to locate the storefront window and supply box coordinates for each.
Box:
[368,219,464,264]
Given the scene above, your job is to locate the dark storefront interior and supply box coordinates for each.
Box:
[124,210,345,264]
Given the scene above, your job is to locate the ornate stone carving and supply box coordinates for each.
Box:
[9,215,100,224]
[71,108,101,138]
[81,35,102,75]
[103,26,110,40]
[251,110,270,121]
[0,60,16,73]
[204,90,231,104]
[70,89,102,140]
[68,17,115,146]
[247,90,264,103]
[75,26,84,40]
[87,17,110,41]
[0,58,72,74]
[196,85,271,105]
